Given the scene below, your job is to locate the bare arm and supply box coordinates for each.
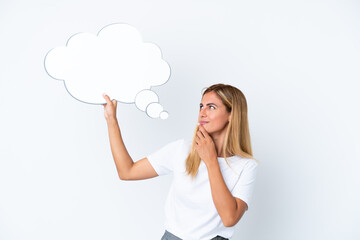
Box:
[195,124,247,227]
[103,94,158,180]
[206,161,247,227]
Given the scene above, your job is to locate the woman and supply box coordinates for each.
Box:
[102,84,258,240]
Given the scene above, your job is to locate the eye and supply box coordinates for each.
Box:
[209,105,215,110]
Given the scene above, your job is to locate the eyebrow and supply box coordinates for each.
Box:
[200,103,218,107]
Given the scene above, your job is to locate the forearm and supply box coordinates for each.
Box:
[206,160,237,226]
[106,117,134,179]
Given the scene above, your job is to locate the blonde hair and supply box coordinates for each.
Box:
[185,83,255,178]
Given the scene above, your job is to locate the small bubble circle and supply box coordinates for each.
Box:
[160,111,169,120]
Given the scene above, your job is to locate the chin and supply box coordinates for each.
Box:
[203,125,213,134]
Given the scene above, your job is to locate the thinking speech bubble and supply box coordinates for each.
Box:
[44,23,171,119]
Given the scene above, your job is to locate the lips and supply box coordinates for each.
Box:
[199,121,209,125]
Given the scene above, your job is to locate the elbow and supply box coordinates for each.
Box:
[222,199,247,227]
[222,217,237,228]
[222,212,242,227]
[118,173,130,181]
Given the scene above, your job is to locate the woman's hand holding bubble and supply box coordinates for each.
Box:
[102,93,117,122]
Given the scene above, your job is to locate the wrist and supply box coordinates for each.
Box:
[205,157,219,171]
[106,117,118,124]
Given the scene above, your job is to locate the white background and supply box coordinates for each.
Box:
[0,0,359,239]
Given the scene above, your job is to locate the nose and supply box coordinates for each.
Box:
[199,107,207,118]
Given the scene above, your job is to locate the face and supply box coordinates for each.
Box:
[198,91,231,137]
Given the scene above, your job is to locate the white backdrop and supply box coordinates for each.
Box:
[0,0,359,239]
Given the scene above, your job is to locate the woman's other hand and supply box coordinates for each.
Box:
[195,124,218,167]
[102,93,117,121]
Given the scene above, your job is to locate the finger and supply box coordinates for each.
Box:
[103,93,111,104]
[196,130,204,139]
[195,134,201,142]
[198,125,208,138]
[197,128,206,139]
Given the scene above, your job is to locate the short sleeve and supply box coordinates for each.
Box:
[231,159,258,210]
[147,139,184,176]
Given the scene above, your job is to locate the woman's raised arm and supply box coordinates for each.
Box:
[103,94,158,180]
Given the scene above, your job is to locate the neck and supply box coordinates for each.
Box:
[210,125,231,158]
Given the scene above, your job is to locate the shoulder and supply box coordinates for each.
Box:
[244,158,258,168]
[226,156,258,175]
[232,156,257,166]
[154,138,191,154]
[167,138,190,149]
[177,138,192,155]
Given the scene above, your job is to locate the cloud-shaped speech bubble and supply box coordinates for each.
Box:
[44,23,170,119]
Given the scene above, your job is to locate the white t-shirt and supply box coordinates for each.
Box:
[147,139,258,240]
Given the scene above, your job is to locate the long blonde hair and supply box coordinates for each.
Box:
[185,83,254,178]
